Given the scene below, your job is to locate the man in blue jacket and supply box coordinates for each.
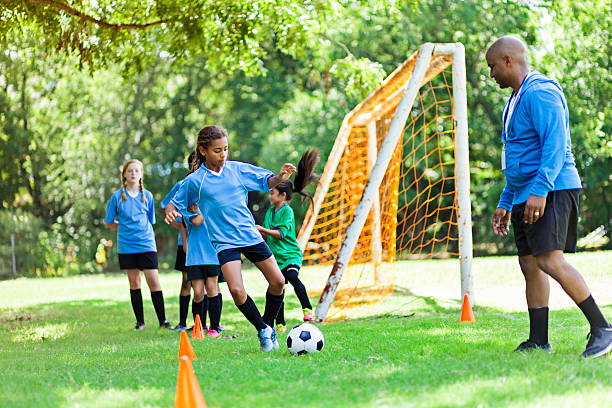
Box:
[486,36,612,359]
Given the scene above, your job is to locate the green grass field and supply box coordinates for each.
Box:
[1,251,611,407]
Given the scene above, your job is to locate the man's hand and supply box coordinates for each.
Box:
[164,202,180,225]
[492,207,511,236]
[524,194,546,224]
[278,163,297,181]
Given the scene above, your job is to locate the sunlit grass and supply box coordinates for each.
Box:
[1,251,611,407]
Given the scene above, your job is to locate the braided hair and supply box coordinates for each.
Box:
[190,125,228,173]
[120,159,147,203]
[274,149,320,204]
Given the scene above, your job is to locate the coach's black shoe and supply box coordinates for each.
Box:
[581,326,612,359]
[514,339,552,353]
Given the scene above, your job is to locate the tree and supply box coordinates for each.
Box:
[1,0,332,74]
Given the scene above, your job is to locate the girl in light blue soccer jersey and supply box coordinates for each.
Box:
[105,159,172,331]
[182,202,223,338]
[165,125,296,352]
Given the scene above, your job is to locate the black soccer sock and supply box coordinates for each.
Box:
[130,289,145,324]
[192,300,203,326]
[262,290,284,328]
[208,295,221,330]
[150,291,167,325]
[218,292,223,319]
[577,295,610,329]
[236,295,266,332]
[179,294,191,327]
[276,301,286,326]
[528,307,549,345]
[286,270,312,310]
[202,295,209,327]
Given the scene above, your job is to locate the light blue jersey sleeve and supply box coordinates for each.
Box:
[104,192,119,223]
[160,181,182,210]
[146,191,156,225]
[234,162,274,192]
[170,174,202,219]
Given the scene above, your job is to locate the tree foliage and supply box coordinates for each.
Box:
[0,0,609,278]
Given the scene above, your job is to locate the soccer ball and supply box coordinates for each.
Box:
[286,323,324,355]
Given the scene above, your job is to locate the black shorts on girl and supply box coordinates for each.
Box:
[217,241,273,266]
[281,264,300,284]
[185,265,222,281]
[118,252,158,270]
[174,245,186,272]
[511,189,580,257]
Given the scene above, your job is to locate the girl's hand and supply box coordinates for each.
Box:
[256,225,264,232]
[278,163,297,181]
[187,203,200,213]
[164,202,180,225]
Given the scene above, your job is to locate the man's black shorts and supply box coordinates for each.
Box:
[174,245,186,272]
[118,252,158,270]
[511,189,580,257]
[185,264,221,281]
[217,241,273,266]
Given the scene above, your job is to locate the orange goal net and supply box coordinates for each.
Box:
[297,43,472,322]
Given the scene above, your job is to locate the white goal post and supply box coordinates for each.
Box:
[305,43,473,323]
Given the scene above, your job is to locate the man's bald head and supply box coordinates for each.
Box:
[485,36,530,90]
[486,36,528,65]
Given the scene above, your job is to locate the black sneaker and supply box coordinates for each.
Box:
[159,321,173,329]
[172,324,189,331]
[581,326,612,359]
[514,339,552,352]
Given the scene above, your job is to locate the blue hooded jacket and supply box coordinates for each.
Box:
[497,71,581,211]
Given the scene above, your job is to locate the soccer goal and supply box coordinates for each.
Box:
[297,43,473,322]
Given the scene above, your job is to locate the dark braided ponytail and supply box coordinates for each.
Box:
[275,149,320,204]
[190,125,228,173]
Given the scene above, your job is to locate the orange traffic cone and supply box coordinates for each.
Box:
[179,330,197,361]
[192,314,206,340]
[175,355,207,408]
[460,294,475,323]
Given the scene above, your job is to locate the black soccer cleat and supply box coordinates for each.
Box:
[514,339,552,353]
[159,321,173,330]
[581,326,612,359]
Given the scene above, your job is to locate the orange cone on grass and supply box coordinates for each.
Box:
[192,314,206,339]
[175,355,207,408]
[179,330,197,361]
[460,294,475,323]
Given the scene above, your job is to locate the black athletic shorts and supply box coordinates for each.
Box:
[185,264,221,281]
[118,251,158,270]
[511,189,580,257]
[174,245,186,272]
[217,241,273,266]
[281,264,300,284]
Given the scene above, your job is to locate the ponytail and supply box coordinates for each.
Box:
[275,149,320,204]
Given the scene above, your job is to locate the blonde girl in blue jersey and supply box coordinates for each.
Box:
[164,125,295,352]
[104,159,172,331]
[256,149,319,333]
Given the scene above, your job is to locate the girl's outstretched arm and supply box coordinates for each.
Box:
[104,221,118,231]
[256,225,282,239]
[268,163,297,189]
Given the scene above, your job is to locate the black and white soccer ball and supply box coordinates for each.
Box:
[286,323,324,355]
